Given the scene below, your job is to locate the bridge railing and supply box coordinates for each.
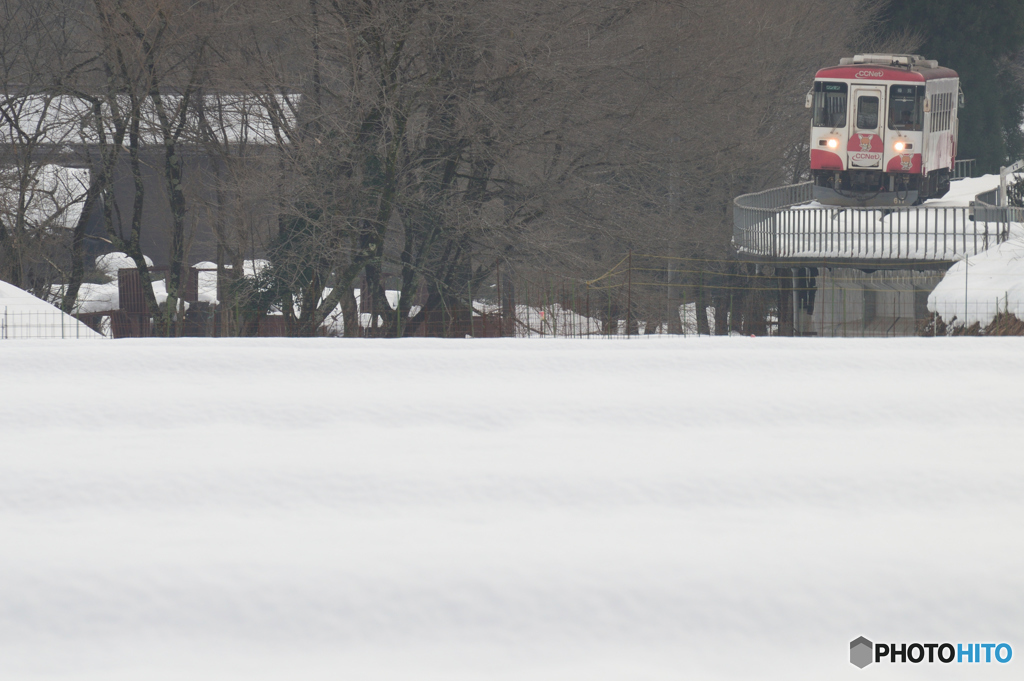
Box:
[734,181,814,211]
[966,188,1024,227]
[734,183,1015,261]
[975,187,999,205]
[953,159,976,179]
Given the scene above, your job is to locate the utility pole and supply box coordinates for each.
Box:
[626,250,632,337]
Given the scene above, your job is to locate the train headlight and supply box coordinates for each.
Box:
[827,138,839,149]
[894,140,906,152]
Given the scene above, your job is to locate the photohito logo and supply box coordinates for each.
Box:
[849,637,1012,667]
[850,637,873,668]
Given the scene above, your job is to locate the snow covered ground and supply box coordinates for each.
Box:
[0,280,101,338]
[1,337,1023,680]
[930,238,1024,326]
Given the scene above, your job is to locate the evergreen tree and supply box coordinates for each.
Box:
[882,0,1024,172]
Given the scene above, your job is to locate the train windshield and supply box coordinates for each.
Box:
[856,96,879,129]
[812,81,847,128]
[888,85,924,131]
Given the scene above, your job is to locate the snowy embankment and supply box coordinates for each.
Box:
[923,174,1024,326]
[930,239,1024,326]
[1,338,1023,680]
[0,280,101,338]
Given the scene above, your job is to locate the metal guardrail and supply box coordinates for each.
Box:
[734,181,814,211]
[734,181,1014,262]
[969,189,1024,224]
[975,188,998,205]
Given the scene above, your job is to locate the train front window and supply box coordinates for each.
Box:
[888,85,924,131]
[813,81,847,128]
[856,96,879,130]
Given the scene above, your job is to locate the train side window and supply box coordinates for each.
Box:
[929,93,951,132]
[856,96,878,129]
[813,81,847,128]
[888,85,922,131]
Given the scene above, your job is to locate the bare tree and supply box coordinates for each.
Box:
[82,0,225,334]
[0,0,94,300]
[497,0,903,334]
[0,0,902,339]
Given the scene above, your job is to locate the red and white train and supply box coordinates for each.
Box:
[808,53,962,206]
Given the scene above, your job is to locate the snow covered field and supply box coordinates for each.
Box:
[1,337,1023,680]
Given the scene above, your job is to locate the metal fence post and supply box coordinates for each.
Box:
[626,250,632,338]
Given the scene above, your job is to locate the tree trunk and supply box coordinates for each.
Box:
[696,283,710,335]
[777,270,795,337]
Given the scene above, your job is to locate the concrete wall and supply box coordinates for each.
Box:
[798,267,946,337]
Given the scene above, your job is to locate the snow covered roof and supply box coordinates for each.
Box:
[0,93,298,233]
[0,280,102,338]
[0,93,298,148]
[0,164,89,230]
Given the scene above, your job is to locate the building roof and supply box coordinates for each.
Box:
[0,93,298,149]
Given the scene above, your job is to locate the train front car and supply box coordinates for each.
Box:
[808,54,961,207]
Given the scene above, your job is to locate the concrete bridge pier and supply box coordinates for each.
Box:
[792,266,945,337]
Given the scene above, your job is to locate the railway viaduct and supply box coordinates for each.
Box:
[732,165,1022,336]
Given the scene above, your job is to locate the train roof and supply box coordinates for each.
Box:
[815,54,957,83]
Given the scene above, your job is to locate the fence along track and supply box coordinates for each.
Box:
[733,181,1019,263]
[6,253,1023,339]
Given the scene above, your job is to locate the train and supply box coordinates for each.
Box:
[807,54,962,206]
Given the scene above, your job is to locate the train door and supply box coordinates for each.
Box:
[848,86,884,169]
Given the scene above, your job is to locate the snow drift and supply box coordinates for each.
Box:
[929,238,1024,326]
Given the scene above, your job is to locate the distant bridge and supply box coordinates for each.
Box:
[732,181,1021,270]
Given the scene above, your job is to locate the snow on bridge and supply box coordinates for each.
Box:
[733,175,1023,266]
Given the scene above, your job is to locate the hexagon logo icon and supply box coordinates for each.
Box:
[850,637,873,668]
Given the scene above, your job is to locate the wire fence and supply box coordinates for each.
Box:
[511,252,1024,338]
[0,308,104,339]
[4,252,1023,339]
